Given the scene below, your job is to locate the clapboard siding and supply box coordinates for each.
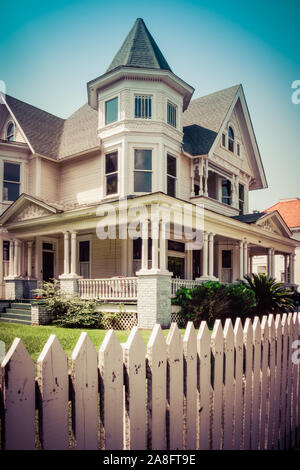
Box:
[40,159,60,201]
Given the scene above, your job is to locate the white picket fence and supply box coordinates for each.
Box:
[0,312,300,450]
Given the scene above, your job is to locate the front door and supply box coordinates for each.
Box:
[42,249,54,281]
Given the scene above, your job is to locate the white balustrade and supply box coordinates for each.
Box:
[78,277,137,301]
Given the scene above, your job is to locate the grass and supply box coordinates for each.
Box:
[0,322,184,363]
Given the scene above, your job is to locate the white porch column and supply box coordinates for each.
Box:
[159,221,167,271]
[291,254,296,284]
[151,218,159,271]
[14,240,20,278]
[27,241,33,279]
[249,255,253,277]
[208,232,214,278]
[70,231,77,276]
[9,240,14,277]
[268,248,272,278]
[239,240,243,279]
[204,159,208,197]
[141,220,148,271]
[202,231,208,278]
[190,165,195,197]
[243,241,248,277]
[63,231,70,275]
[271,248,275,279]
[284,254,288,283]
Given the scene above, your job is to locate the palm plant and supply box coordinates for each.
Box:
[243,273,295,316]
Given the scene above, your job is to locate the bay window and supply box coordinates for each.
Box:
[105,152,118,195]
[167,154,177,197]
[134,149,152,192]
[135,95,152,119]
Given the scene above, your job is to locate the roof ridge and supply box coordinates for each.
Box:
[190,84,241,103]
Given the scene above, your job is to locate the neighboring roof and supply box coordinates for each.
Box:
[5,95,65,160]
[265,198,300,228]
[106,18,172,73]
[59,103,98,159]
[231,212,266,223]
[182,85,240,155]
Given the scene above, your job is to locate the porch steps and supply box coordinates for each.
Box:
[0,302,32,325]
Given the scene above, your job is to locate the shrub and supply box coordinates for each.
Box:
[242,274,295,316]
[33,280,101,328]
[173,281,256,327]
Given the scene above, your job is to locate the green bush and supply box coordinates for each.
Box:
[34,280,101,328]
[173,281,256,327]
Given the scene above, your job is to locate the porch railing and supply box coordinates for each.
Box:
[78,277,137,301]
[171,278,202,297]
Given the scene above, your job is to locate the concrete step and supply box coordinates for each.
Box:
[1,310,31,321]
[5,308,31,316]
[0,317,31,325]
[10,303,32,310]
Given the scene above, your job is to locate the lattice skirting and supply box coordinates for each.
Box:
[99,311,187,329]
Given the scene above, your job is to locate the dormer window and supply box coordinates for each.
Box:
[228,126,234,152]
[105,97,118,125]
[135,95,152,119]
[6,122,15,142]
[167,101,177,128]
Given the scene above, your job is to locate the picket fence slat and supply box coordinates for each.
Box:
[1,313,300,451]
[197,321,211,450]
[147,324,167,450]
[123,326,146,450]
[99,330,123,450]
[71,332,98,450]
[37,334,69,450]
[243,318,253,450]
[211,320,223,450]
[233,318,243,450]
[252,317,261,450]
[167,322,184,450]
[1,338,35,450]
[183,322,197,450]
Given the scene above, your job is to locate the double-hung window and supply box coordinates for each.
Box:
[134,149,152,192]
[79,240,90,278]
[105,152,118,195]
[135,95,152,119]
[167,154,177,197]
[3,162,20,201]
[221,178,232,205]
[167,101,177,127]
[238,183,245,214]
[105,97,118,125]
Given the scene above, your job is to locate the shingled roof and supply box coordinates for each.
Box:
[5,95,65,159]
[265,198,300,228]
[106,18,172,73]
[182,84,240,155]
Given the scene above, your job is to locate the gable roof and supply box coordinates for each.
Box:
[232,210,292,237]
[4,95,65,159]
[182,85,240,155]
[265,198,300,228]
[106,18,172,73]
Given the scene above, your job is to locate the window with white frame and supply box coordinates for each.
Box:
[134,95,152,119]
[167,101,177,127]
[221,178,232,205]
[134,149,152,192]
[238,183,245,214]
[105,97,118,125]
[228,126,235,152]
[3,162,20,201]
[167,154,177,197]
[222,133,226,147]
[237,142,240,156]
[79,240,90,278]
[105,152,118,195]
[6,122,15,142]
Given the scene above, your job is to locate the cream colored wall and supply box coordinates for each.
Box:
[179,154,191,201]
[27,158,36,196]
[60,153,102,205]
[40,159,60,201]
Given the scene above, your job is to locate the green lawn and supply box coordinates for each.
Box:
[0,322,183,363]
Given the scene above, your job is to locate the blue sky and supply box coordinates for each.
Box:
[1,0,299,211]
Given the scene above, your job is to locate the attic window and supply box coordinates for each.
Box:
[6,122,15,142]
[105,97,118,125]
[228,126,234,152]
[135,95,152,119]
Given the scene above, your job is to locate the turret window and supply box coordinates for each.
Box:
[167,101,177,128]
[167,154,177,197]
[134,149,152,192]
[105,97,118,125]
[135,95,152,119]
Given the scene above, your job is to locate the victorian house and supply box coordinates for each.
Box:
[0,18,298,325]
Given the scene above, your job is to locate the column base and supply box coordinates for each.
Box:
[196,275,219,282]
[59,275,82,297]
